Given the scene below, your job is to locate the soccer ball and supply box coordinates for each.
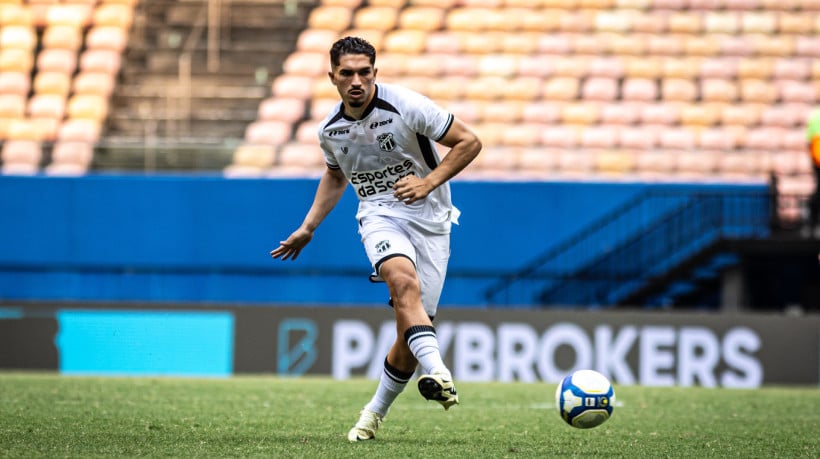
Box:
[555,369,615,429]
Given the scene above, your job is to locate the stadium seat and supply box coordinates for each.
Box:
[521,101,562,124]
[580,126,619,149]
[399,6,445,30]
[272,142,325,176]
[307,6,353,32]
[295,120,321,145]
[621,78,657,102]
[595,149,635,176]
[0,71,29,96]
[619,126,658,150]
[0,25,36,50]
[700,78,738,103]
[354,7,399,31]
[92,2,134,28]
[518,148,559,177]
[67,94,108,121]
[79,49,121,74]
[536,34,572,54]
[296,29,338,53]
[557,150,595,177]
[640,103,680,125]
[36,48,76,74]
[675,151,718,180]
[541,125,580,148]
[480,101,525,123]
[0,94,26,118]
[41,25,84,51]
[635,151,676,179]
[382,30,427,54]
[283,51,327,77]
[661,78,698,102]
[46,141,94,174]
[33,71,71,96]
[600,102,641,125]
[542,77,579,101]
[72,72,116,97]
[45,3,91,27]
[27,94,66,120]
[561,103,600,125]
[244,120,292,146]
[273,75,314,100]
[0,4,34,26]
[679,104,720,127]
[581,77,619,101]
[740,78,778,103]
[229,143,277,170]
[56,118,101,143]
[0,48,33,72]
[85,26,128,52]
[1,139,42,175]
[257,97,306,124]
[500,123,542,147]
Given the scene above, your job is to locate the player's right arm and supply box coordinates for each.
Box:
[270,167,347,261]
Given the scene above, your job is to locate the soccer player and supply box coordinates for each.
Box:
[270,36,482,441]
[806,108,820,237]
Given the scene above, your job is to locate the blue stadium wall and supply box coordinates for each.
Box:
[0,175,767,306]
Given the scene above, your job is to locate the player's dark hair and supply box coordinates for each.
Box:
[330,36,376,68]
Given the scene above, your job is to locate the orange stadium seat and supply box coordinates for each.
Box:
[33,71,71,96]
[92,3,134,28]
[619,126,658,150]
[45,141,94,176]
[382,30,427,54]
[67,94,108,121]
[296,29,338,53]
[57,119,101,143]
[85,26,128,52]
[0,4,34,26]
[621,78,657,102]
[283,51,327,77]
[700,78,738,103]
[27,94,66,120]
[661,78,698,102]
[244,120,292,146]
[353,7,399,31]
[0,71,29,96]
[47,3,92,27]
[37,48,77,74]
[399,6,445,30]
[600,102,642,125]
[0,48,33,72]
[307,7,353,32]
[72,72,117,97]
[1,138,41,168]
[41,25,84,51]
[79,49,122,74]
[0,25,36,50]
[257,97,306,124]
[0,93,26,118]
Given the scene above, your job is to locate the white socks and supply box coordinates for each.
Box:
[364,358,414,417]
[404,325,450,377]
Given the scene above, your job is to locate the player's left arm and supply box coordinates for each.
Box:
[394,118,481,204]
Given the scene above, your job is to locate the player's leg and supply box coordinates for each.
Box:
[406,228,459,409]
[347,346,415,442]
[348,216,425,441]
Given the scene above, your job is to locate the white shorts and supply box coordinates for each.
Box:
[359,214,450,318]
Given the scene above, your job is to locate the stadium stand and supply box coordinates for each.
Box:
[222,0,817,197]
[0,0,138,175]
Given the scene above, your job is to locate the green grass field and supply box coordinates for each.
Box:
[0,372,817,458]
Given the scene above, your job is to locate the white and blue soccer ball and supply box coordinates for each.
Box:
[555,369,615,429]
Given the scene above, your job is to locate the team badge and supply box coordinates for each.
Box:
[377,133,396,152]
[375,240,391,253]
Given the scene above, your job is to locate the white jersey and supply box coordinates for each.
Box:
[318,83,459,234]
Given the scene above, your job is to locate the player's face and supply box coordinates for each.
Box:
[330,54,376,110]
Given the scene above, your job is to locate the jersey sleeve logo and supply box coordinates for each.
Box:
[377,133,396,152]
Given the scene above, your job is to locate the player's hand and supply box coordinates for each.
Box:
[393,175,432,204]
[270,227,313,261]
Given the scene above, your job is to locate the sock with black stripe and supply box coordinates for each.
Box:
[404,325,450,377]
[364,358,414,417]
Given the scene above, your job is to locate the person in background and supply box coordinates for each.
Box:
[270,36,482,442]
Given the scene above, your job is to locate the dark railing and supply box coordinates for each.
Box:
[484,189,771,307]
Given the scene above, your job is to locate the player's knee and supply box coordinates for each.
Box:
[387,271,421,303]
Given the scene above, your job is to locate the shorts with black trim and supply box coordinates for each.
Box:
[359,214,450,318]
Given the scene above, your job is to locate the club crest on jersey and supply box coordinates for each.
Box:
[377,133,396,152]
[375,240,391,253]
